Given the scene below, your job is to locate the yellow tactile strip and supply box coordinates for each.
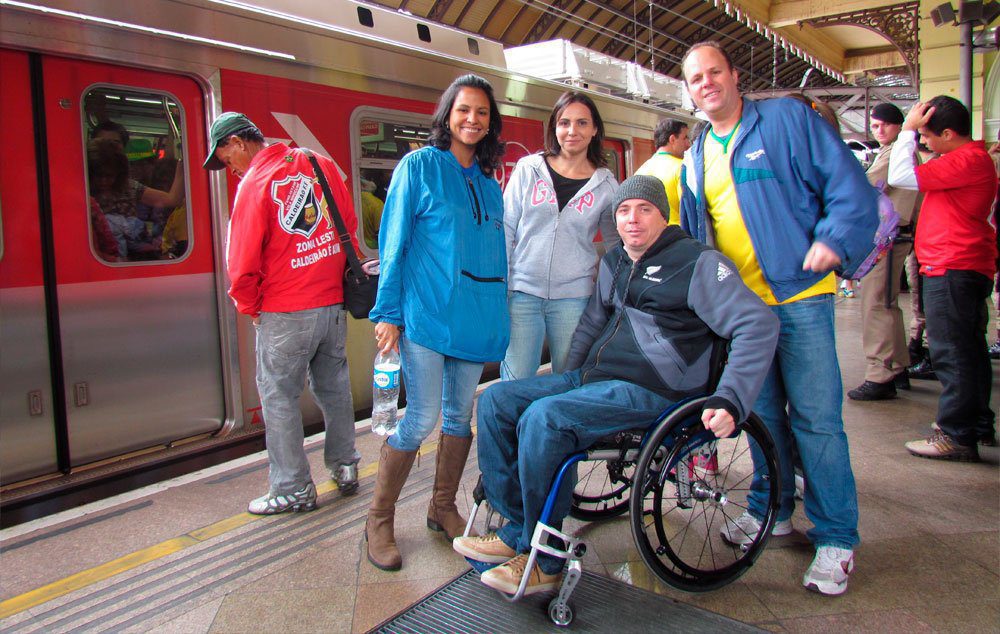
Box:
[0,438,445,620]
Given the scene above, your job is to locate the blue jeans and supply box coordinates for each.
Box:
[501,292,589,380]
[388,335,484,452]
[747,295,859,549]
[255,305,359,496]
[477,370,673,574]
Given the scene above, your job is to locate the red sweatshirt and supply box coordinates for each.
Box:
[914,140,998,278]
[226,143,360,317]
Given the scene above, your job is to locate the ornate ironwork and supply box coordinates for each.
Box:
[526,0,576,42]
[802,2,920,85]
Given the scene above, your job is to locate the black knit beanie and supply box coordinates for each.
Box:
[612,175,670,220]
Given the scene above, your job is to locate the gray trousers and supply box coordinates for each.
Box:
[255,305,359,495]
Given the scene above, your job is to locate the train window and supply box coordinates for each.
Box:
[354,113,431,255]
[357,6,374,28]
[417,24,431,42]
[82,86,190,264]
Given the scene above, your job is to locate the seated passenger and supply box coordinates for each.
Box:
[87,138,182,260]
[453,175,779,594]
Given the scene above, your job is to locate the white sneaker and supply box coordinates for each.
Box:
[803,546,854,596]
[720,511,792,546]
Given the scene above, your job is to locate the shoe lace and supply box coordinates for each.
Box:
[814,547,850,571]
[504,554,529,577]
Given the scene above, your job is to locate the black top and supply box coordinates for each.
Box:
[545,159,590,212]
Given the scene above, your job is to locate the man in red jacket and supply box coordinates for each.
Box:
[204,112,362,513]
[888,96,998,460]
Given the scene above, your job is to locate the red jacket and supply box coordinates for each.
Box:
[226,143,360,317]
[914,140,998,278]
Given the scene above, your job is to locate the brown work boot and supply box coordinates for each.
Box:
[427,433,474,541]
[365,440,416,571]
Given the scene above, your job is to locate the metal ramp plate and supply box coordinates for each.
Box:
[369,569,764,633]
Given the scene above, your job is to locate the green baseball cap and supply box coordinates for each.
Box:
[125,138,156,162]
[203,112,257,170]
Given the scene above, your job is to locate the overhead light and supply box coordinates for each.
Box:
[0,0,296,60]
[931,2,956,25]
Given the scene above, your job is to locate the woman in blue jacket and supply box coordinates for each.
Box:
[501,92,619,380]
[365,75,508,572]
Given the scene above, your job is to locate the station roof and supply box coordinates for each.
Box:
[365,0,920,93]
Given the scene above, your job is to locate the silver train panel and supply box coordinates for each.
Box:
[57,273,225,466]
[0,286,59,482]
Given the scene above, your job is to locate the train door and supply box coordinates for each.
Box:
[0,51,225,480]
[0,50,58,482]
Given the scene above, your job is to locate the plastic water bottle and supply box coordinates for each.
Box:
[372,349,400,436]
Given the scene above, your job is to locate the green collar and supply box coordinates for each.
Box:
[708,124,739,154]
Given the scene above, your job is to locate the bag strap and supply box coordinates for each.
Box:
[303,149,365,280]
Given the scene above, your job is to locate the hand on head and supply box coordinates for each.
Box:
[903,102,935,133]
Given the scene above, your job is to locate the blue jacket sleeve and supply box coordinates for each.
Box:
[369,156,417,325]
[792,104,879,269]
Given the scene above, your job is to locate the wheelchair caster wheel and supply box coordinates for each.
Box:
[548,598,574,627]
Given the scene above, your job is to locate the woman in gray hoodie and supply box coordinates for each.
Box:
[501,92,620,380]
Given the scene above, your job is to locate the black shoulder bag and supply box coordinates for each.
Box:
[304,150,378,320]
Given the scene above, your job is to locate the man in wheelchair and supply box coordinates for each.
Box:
[453,175,779,595]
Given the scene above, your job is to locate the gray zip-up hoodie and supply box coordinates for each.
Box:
[504,153,620,299]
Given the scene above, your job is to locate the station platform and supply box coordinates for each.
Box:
[1,296,998,633]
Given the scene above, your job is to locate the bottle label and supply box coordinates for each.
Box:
[373,365,400,389]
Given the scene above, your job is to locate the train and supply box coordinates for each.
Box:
[0,0,693,489]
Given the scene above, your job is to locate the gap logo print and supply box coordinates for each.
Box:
[271,173,333,238]
[530,179,595,213]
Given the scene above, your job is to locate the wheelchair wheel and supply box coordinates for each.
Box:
[628,399,780,592]
[569,459,635,520]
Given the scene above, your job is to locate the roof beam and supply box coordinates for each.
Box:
[843,50,906,74]
[770,0,901,28]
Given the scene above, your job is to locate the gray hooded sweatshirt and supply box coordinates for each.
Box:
[504,153,620,300]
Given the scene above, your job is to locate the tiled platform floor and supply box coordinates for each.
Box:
[1,295,997,633]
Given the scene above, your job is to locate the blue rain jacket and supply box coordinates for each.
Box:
[370,146,509,362]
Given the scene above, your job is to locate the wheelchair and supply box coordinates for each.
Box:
[462,375,781,627]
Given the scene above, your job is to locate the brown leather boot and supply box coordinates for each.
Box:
[365,440,416,571]
[426,433,474,541]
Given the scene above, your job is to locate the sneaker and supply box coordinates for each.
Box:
[480,554,561,596]
[453,532,517,564]
[847,380,896,401]
[720,511,793,546]
[803,546,854,596]
[332,463,359,496]
[990,340,1000,360]
[929,421,995,449]
[247,482,317,515]
[905,429,978,461]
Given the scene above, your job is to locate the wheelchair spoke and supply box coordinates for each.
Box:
[629,411,782,592]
